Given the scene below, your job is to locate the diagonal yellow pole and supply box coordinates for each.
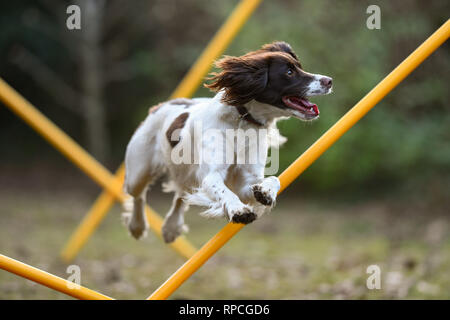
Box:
[170,0,263,99]
[0,78,197,260]
[147,19,450,300]
[0,254,113,300]
[61,0,263,262]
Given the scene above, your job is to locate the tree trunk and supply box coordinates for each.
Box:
[78,0,109,163]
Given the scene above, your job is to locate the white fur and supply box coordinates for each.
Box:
[122,92,285,242]
[306,73,333,96]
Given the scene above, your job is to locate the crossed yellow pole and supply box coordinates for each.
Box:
[60,0,263,262]
[147,19,450,300]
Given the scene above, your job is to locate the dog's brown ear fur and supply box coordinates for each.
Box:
[260,41,299,62]
[204,53,269,106]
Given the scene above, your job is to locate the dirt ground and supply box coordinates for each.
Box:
[1,179,449,300]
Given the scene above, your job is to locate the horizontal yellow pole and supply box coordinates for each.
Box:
[147,19,450,300]
[61,0,262,262]
[0,254,113,300]
[0,78,197,260]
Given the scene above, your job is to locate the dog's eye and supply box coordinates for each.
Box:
[286,68,294,76]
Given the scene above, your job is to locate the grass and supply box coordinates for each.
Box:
[1,186,449,300]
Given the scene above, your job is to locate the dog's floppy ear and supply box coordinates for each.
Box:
[261,41,298,61]
[205,54,269,106]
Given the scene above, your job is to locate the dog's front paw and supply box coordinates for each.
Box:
[162,222,188,243]
[121,212,148,240]
[229,206,257,224]
[232,211,257,224]
[252,185,274,206]
[251,177,280,207]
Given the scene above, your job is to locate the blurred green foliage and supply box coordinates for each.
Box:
[0,0,448,196]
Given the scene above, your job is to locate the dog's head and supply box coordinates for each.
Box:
[205,41,332,121]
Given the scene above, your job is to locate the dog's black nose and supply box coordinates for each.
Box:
[320,77,332,88]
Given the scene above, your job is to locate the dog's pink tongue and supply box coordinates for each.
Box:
[300,98,319,115]
[313,104,319,114]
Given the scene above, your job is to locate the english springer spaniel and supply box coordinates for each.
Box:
[122,41,332,243]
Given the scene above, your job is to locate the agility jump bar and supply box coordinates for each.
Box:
[62,0,263,262]
[147,19,450,300]
[0,254,113,300]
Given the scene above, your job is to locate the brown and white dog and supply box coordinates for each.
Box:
[122,41,332,243]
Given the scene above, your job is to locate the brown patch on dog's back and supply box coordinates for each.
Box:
[166,112,189,147]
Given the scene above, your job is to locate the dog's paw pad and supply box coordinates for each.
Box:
[129,221,148,240]
[231,211,257,224]
[162,229,178,243]
[130,226,148,240]
[122,212,148,240]
[252,185,274,206]
[162,224,187,243]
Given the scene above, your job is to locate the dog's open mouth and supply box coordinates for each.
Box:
[282,96,319,118]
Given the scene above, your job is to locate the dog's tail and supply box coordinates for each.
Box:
[183,189,224,218]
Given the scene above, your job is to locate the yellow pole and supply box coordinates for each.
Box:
[0,78,197,260]
[0,254,113,300]
[147,19,450,300]
[61,0,263,262]
[171,0,263,99]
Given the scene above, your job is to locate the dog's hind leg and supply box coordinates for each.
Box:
[122,185,149,240]
[122,157,156,239]
[122,126,163,239]
[162,194,188,243]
